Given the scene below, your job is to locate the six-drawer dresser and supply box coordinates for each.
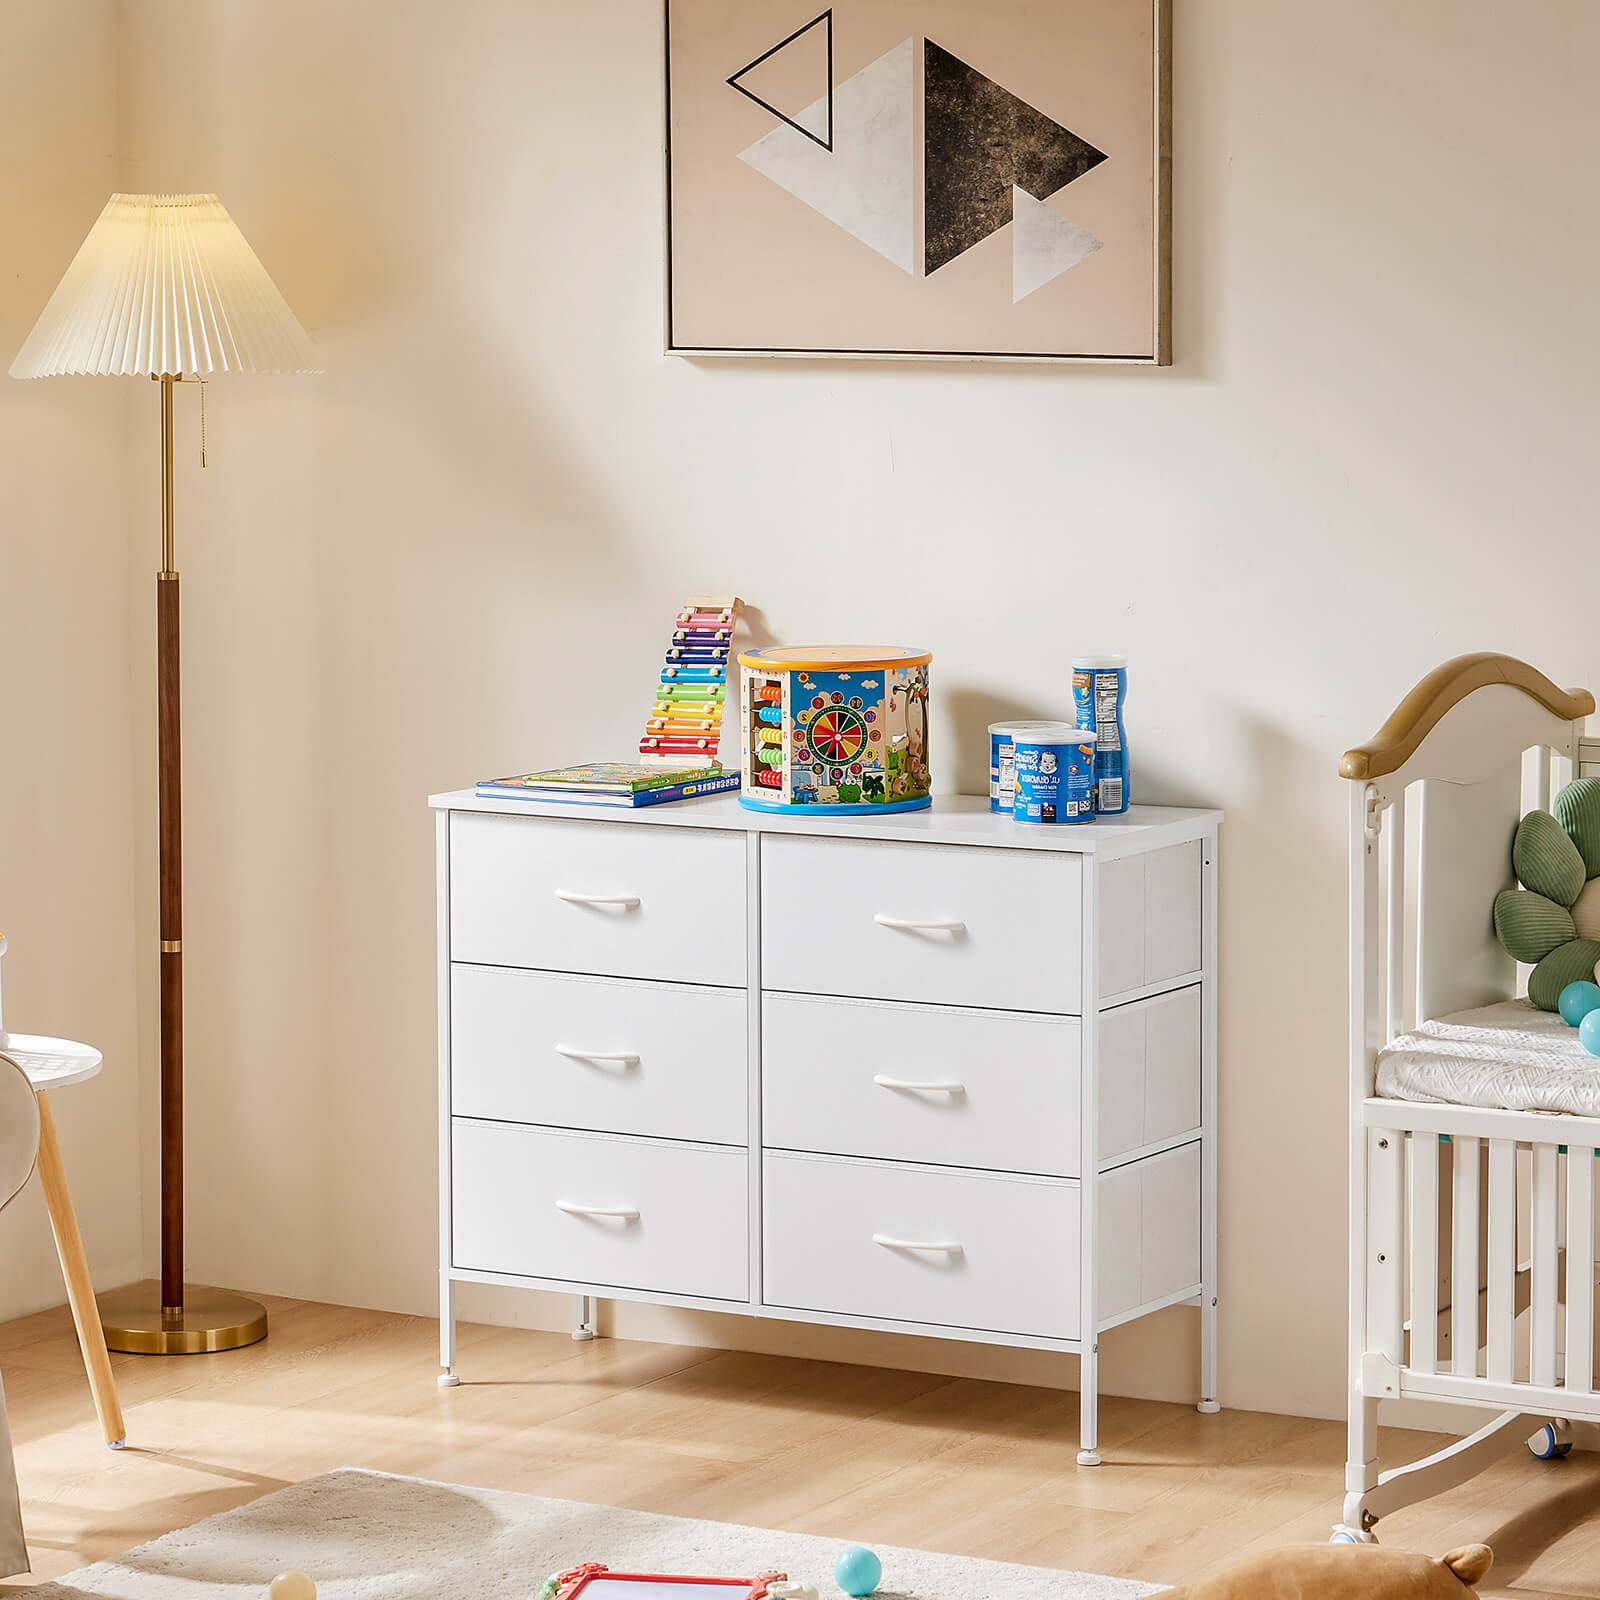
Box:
[430,788,1222,1464]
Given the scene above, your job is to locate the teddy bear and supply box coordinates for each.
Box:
[1159,1543,1492,1599]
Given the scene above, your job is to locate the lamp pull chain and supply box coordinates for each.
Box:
[198,377,208,469]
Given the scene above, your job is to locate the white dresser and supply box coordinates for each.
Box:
[430,789,1222,1465]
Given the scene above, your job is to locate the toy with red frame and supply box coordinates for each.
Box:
[539,1566,797,1600]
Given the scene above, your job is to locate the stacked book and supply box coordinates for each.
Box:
[475,762,739,809]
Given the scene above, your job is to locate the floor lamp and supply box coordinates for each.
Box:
[9,194,322,1354]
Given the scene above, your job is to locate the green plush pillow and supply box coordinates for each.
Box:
[1498,779,1600,1009]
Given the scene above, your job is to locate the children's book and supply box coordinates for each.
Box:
[478,762,723,797]
[476,771,740,807]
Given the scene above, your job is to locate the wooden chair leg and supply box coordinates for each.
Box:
[35,1090,126,1448]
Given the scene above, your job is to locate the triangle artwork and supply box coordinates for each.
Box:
[923,38,1107,277]
[1011,186,1103,302]
[729,25,1109,295]
[737,36,917,275]
[727,9,834,151]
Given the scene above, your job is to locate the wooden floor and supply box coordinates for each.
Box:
[4,1292,1600,1598]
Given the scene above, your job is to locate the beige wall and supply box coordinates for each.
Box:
[6,0,1596,1421]
[0,1,144,1321]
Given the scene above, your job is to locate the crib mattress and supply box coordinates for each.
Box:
[1376,998,1600,1116]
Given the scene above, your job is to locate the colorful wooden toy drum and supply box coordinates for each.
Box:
[737,645,932,814]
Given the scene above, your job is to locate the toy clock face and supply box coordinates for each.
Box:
[804,701,871,767]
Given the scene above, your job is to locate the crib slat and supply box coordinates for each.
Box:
[1531,1144,1559,1388]
[1567,1148,1594,1396]
[1385,806,1406,1043]
[1486,1139,1517,1384]
[1409,1132,1439,1375]
[1452,1136,1481,1377]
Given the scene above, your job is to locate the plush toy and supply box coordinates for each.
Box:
[1160,1543,1492,1599]
[1495,777,1600,1009]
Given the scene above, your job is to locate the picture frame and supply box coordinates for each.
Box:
[664,0,1171,363]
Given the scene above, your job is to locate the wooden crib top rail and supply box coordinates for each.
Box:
[1341,653,1594,781]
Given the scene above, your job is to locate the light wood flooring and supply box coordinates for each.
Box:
[4,1291,1600,1597]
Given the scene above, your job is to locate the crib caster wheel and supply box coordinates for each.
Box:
[1330,1526,1377,1545]
[1529,1424,1573,1460]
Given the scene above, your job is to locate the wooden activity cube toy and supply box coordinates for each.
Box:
[737,645,932,814]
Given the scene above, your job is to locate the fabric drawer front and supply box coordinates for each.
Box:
[763,1152,1079,1339]
[452,1121,748,1301]
[1097,1142,1202,1323]
[451,965,747,1146]
[763,994,1079,1176]
[1097,841,1204,1000]
[761,836,1081,1013]
[450,812,745,987]
[1097,986,1202,1163]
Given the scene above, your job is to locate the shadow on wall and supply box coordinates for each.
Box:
[738,605,781,654]
[943,684,1062,799]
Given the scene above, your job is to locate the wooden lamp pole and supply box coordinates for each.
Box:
[157,373,185,1317]
[94,376,270,1353]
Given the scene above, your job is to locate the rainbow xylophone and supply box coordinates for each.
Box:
[638,594,745,767]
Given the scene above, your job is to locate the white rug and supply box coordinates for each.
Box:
[20,1468,1162,1600]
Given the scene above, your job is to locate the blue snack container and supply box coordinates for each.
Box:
[988,720,1066,814]
[1072,654,1130,814]
[1012,725,1097,824]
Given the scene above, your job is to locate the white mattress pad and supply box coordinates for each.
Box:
[1376,998,1600,1117]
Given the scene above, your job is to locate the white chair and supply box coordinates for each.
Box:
[0,935,125,1448]
[0,1049,41,1578]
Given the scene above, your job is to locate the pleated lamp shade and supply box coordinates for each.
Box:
[9,193,322,379]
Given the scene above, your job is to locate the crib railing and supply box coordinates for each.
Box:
[1362,1100,1600,1415]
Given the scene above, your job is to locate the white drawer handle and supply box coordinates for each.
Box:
[556,1201,640,1221]
[555,1046,641,1066]
[873,1075,965,1094]
[872,1233,964,1255]
[872,914,965,933]
[556,891,641,908]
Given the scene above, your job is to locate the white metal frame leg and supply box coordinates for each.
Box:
[438,1274,460,1387]
[1077,862,1101,1468]
[1197,836,1221,1417]
[1198,1293,1220,1414]
[573,1293,597,1341]
[1078,1344,1100,1466]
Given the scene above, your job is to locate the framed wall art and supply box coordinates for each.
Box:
[664,1,1170,363]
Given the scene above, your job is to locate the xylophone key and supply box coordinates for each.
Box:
[660,665,727,683]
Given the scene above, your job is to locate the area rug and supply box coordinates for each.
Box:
[20,1468,1162,1599]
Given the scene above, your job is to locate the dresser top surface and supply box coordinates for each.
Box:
[429,789,1220,856]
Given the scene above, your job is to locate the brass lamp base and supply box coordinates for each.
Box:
[96,1282,268,1355]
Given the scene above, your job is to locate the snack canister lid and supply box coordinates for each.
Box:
[989,719,1066,737]
[1073,654,1127,669]
[1012,721,1095,747]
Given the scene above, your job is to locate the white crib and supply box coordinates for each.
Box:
[1339,653,1600,1543]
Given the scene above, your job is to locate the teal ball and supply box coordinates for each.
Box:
[834,1548,881,1597]
[1581,1010,1600,1058]
[1560,980,1600,1026]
